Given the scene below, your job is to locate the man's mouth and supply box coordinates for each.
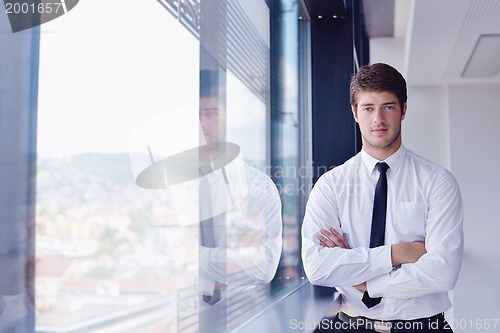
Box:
[372,128,387,134]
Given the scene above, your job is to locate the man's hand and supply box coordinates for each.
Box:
[391,242,426,267]
[353,282,367,291]
[317,228,351,249]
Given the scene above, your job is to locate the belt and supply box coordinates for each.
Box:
[338,312,445,333]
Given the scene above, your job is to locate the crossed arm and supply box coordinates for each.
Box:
[200,170,283,287]
[302,169,463,299]
[317,228,426,291]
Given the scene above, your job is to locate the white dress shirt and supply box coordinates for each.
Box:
[199,162,282,296]
[302,145,463,320]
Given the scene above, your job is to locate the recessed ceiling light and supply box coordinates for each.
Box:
[462,34,500,78]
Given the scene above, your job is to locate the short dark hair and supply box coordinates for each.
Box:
[350,63,407,109]
[200,69,223,99]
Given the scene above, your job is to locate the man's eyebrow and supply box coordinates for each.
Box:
[359,101,398,107]
[359,101,397,106]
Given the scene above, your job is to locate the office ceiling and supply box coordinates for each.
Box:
[302,0,347,19]
[300,0,500,85]
[362,0,394,38]
[364,0,500,85]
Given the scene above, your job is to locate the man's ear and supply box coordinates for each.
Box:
[401,102,407,120]
[351,105,359,123]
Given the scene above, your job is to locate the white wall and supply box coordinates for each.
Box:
[369,37,405,75]
[447,83,500,326]
[403,86,449,168]
[404,82,500,330]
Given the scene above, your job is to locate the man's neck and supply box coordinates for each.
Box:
[362,141,402,161]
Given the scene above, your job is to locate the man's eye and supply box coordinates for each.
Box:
[363,107,372,112]
[385,105,395,110]
[200,110,219,117]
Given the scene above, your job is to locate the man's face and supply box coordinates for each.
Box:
[352,90,406,157]
[199,96,226,145]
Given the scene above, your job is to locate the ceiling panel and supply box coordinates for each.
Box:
[405,0,500,85]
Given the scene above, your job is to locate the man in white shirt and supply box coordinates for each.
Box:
[198,69,282,294]
[302,63,463,332]
[197,69,282,333]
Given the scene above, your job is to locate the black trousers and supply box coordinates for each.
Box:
[313,314,454,333]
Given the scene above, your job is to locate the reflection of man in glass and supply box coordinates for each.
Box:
[199,77,225,147]
[197,69,282,332]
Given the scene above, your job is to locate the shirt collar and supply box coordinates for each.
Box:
[361,145,407,174]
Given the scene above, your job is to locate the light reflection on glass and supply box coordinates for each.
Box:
[34,0,303,332]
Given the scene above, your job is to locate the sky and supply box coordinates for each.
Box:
[38,0,200,157]
[37,0,296,165]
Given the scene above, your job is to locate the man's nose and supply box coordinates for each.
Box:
[373,108,385,123]
[199,112,208,126]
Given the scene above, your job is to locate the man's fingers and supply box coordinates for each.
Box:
[317,234,335,248]
[329,228,351,249]
[321,229,340,247]
[317,229,350,249]
[317,236,328,248]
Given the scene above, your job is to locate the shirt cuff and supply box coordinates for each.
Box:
[199,246,211,270]
[369,245,393,275]
[199,276,216,296]
[366,245,392,297]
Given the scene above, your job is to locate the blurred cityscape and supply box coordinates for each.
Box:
[36,154,197,332]
[35,154,302,333]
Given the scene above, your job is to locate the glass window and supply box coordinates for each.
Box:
[35,0,305,332]
[37,1,200,331]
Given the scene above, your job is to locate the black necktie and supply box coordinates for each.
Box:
[199,164,216,247]
[199,164,222,305]
[362,162,389,308]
